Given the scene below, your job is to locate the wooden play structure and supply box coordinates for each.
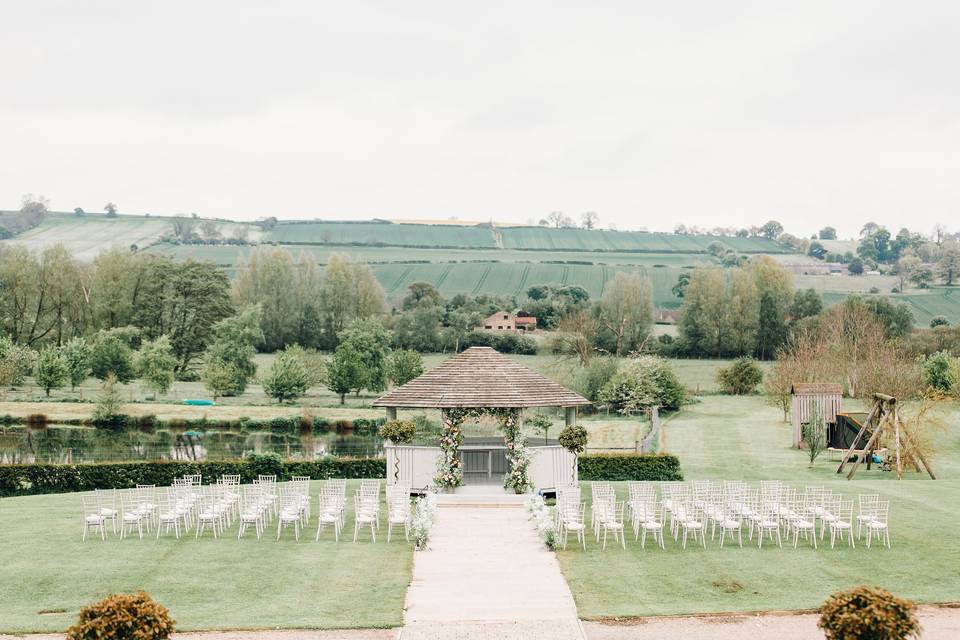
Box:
[836,393,936,480]
[790,383,843,448]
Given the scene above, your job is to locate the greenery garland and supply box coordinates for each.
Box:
[432,407,533,493]
[434,408,468,488]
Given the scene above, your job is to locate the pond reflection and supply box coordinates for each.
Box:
[0,425,387,464]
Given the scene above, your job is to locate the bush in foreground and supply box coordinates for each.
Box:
[818,586,920,640]
[67,591,174,640]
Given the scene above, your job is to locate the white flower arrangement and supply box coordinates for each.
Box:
[526,494,557,550]
[411,491,438,550]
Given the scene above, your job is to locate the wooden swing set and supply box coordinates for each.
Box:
[836,393,936,480]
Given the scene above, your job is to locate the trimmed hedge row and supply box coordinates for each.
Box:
[0,457,386,497]
[578,453,683,481]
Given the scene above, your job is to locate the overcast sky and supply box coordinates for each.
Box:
[2,1,959,239]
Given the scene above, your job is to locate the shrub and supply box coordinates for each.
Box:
[578,453,683,481]
[243,452,284,478]
[572,356,619,404]
[818,586,920,640]
[378,419,416,443]
[930,315,950,328]
[921,350,958,394]
[716,357,764,394]
[803,407,827,464]
[558,424,588,454]
[62,337,92,390]
[67,591,174,640]
[598,356,685,414]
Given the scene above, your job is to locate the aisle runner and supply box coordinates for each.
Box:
[401,504,584,639]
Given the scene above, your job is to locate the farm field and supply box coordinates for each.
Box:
[497,226,788,253]
[152,242,716,269]
[0,480,412,632]
[0,214,173,260]
[558,395,960,619]
[265,221,498,248]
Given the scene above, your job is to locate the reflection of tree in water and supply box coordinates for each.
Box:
[0,425,385,463]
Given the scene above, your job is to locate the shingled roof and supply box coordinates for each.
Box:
[373,347,590,409]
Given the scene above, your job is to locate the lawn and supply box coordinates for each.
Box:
[557,395,960,618]
[0,480,413,633]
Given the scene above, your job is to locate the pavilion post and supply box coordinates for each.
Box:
[385,407,397,421]
[565,407,577,426]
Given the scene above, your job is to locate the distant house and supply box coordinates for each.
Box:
[482,311,537,332]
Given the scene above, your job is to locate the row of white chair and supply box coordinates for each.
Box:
[556,481,892,551]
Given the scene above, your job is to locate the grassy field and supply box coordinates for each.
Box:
[557,395,960,618]
[0,480,412,633]
[821,288,960,326]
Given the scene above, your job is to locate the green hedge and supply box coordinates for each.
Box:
[0,457,386,497]
[578,453,683,481]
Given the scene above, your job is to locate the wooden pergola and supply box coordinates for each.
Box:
[373,347,590,492]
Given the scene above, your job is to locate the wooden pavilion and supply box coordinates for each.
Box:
[373,347,590,493]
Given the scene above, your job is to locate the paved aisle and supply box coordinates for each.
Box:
[401,505,584,640]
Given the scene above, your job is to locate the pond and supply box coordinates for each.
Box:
[0,424,393,464]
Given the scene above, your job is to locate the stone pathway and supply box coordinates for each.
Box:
[400,504,583,639]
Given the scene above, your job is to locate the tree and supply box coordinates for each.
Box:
[262,351,309,403]
[201,306,263,396]
[807,241,827,260]
[706,240,727,257]
[595,272,653,356]
[387,349,424,386]
[131,258,234,374]
[580,211,599,230]
[136,336,177,396]
[92,374,124,425]
[34,347,69,396]
[818,227,837,240]
[104,203,118,217]
[337,319,392,394]
[73,207,85,217]
[318,254,387,349]
[857,227,893,263]
[803,409,827,464]
[749,257,793,359]
[552,310,598,365]
[671,272,690,299]
[789,288,822,324]
[894,256,922,292]
[546,211,574,228]
[326,344,365,404]
[527,413,553,444]
[848,258,864,275]
[402,282,442,310]
[760,220,783,239]
[61,337,91,390]
[90,329,136,383]
[937,242,960,285]
[930,315,950,328]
